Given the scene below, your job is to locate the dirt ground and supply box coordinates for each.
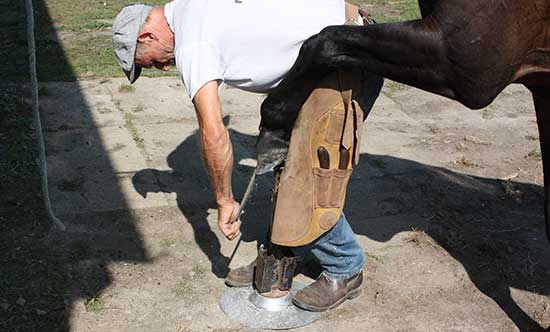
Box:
[33,77,550,332]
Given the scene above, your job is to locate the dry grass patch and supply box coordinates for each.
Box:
[526,149,542,161]
[118,84,135,93]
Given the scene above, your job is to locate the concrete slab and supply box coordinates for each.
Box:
[101,77,197,125]
[40,77,540,215]
[41,81,125,131]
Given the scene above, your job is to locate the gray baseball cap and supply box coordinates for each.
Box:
[112,3,154,83]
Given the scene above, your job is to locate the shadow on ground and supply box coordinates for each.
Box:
[132,116,273,278]
[0,1,148,331]
[347,154,550,332]
[134,123,549,331]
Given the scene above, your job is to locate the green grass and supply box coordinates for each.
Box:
[2,0,176,81]
[172,280,193,297]
[84,297,105,312]
[349,0,421,23]
[191,265,206,278]
[44,0,167,32]
[42,0,174,80]
[118,84,135,93]
[123,113,145,150]
[364,250,385,263]
[0,0,30,81]
[160,238,176,248]
[384,80,410,95]
[526,149,542,161]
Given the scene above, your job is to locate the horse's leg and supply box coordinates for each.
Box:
[257,20,452,170]
[261,20,453,131]
[488,287,545,331]
[531,87,550,241]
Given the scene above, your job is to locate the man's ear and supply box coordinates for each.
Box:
[137,32,157,44]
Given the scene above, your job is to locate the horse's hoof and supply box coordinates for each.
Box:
[256,128,289,174]
[256,148,288,174]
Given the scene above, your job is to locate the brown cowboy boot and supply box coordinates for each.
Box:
[225,259,256,287]
[292,271,363,312]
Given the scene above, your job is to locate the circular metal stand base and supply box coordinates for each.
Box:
[219,282,320,330]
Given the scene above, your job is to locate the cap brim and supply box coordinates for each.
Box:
[127,63,142,84]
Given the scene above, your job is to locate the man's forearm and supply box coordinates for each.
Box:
[192,80,240,239]
[199,125,234,206]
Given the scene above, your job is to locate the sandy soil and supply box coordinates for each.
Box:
[38,77,550,332]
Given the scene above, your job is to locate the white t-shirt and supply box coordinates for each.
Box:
[164,0,345,99]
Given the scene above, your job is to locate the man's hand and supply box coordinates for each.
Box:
[217,199,241,240]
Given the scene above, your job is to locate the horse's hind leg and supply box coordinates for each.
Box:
[261,20,453,132]
[488,287,545,331]
[531,86,550,241]
[257,20,452,171]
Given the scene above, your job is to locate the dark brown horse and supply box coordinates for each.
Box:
[257,0,550,242]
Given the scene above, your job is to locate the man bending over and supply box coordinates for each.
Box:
[112,0,381,311]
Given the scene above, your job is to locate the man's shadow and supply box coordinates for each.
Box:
[132,116,273,278]
[346,153,550,332]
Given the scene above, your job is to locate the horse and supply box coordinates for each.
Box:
[257,0,550,242]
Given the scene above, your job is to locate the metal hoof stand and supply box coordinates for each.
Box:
[219,282,320,330]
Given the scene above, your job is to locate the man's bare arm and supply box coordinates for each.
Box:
[193,80,240,240]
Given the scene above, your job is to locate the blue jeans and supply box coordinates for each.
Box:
[291,213,365,280]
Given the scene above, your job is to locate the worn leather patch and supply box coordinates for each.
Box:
[325,108,346,145]
[320,212,339,230]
